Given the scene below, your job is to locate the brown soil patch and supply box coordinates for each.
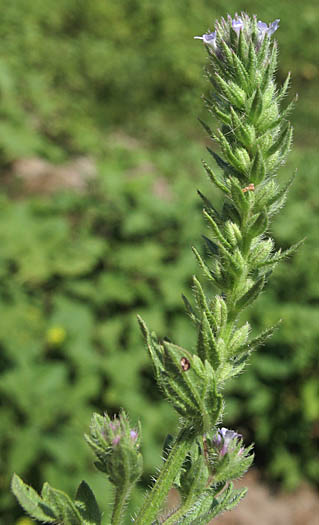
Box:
[214,470,319,525]
[164,470,318,524]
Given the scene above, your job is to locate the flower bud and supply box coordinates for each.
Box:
[206,427,254,483]
[212,427,242,457]
[85,411,143,487]
[194,13,279,59]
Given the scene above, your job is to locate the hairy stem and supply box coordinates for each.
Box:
[111,482,131,525]
[135,426,196,525]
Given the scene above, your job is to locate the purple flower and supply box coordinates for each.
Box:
[213,427,242,456]
[232,17,244,33]
[112,435,121,446]
[268,19,280,36]
[257,18,280,38]
[194,31,217,50]
[130,430,138,441]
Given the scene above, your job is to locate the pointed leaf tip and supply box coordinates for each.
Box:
[11,474,56,523]
[75,480,101,525]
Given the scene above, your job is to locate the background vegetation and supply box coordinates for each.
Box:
[0,1,318,523]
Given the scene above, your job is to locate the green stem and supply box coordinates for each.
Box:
[111,482,131,525]
[162,495,194,525]
[135,426,196,525]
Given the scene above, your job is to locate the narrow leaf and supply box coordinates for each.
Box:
[192,246,216,284]
[277,71,291,102]
[257,239,304,268]
[267,172,296,207]
[182,294,199,324]
[197,189,221,222]
[202,159,230,193]
[249,87,263,124]
[202,235,219,256]
[203,210,232,249]
[267,123,291,156]
[236,276,265,312]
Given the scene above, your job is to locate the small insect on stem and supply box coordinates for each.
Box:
[242,183,255,193]
[180,357,191,371]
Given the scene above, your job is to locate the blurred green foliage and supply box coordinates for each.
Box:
[0,0,318,523]
[0,0,317,161]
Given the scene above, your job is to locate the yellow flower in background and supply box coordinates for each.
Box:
[16,518,35,525]
[46,326,66,345]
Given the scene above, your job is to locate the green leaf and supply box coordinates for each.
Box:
[277,71,291,102]
[207,102,232,126]
[230,107,255,149]
[219,40,234,69]
[238,27,249,63]
[75,481,101,525]
[214,73,245,109]
[249,87,263,124]
[236,276,265,312]
[247,40,257,80]
[267,172,296,207]
[182,294,199,325]
[231,52,249,90]
[11,474,56,523]
[161,342,223,431]
[202,235,219,256]
[257,239,304,268]
[197,189,221,222]
[229,177,250,216]
[198,118,215,140]
[228,322,250,356]
[197,313,221,370]
[216,130,248,175]
[267,123,292,156]
[192,276,216,328]
[247,209,269,238]
[162,434,174,461]
[257,33,270,67]
[192,246,216,284]
[181,483,247,524]
[207,147,237,178]
[203,210,232,249]
[250,146,266,184]
[137,315,165,382]
[202,159,230,194]
[41,483,83,524]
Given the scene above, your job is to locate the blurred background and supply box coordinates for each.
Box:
[0,1,318,524]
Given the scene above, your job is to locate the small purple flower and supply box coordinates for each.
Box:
[258,18,280,38]
[194,31,217,50]
[268,19,280,36]
[130,430,138,441]
[112,435,121,446]
[213,427,242,456]
[109,421,120,432]
[232,17,244,33]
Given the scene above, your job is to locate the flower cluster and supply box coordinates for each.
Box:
[194,12,280,53]
[108,418,139,446]
[85,411,142,486]
[206,427,254,484]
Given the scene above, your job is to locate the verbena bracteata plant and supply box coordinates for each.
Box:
[12,13,300,525]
